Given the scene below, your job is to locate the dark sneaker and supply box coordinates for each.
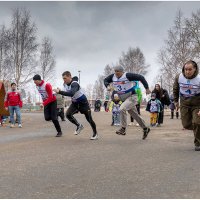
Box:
[74,124,84,135]
[56,132,62,137]
[143,127,150,140]
[90,133,98,140]
[116,127,126,135]
[195,146,200,151]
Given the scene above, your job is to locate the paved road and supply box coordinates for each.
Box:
[0,110,199,198]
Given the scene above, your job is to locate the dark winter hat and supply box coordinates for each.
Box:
[114,66,124,72]
[33,74,41,81]
[151,93,156,97]
[11,82,16,86]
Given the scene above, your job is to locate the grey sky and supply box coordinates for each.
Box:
[0,1,200,90]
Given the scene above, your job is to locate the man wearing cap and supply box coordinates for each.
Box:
[104,66,151,139]
[33,74,63,137]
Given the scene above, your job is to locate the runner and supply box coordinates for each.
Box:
[104,66,151,139]
[173,60,200,151]
[33,74,63,137]
[53,71,98,140]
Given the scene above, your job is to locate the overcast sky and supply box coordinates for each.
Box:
[1,1,200,90]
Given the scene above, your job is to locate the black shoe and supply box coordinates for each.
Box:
[143,127,150,140]
[62,119,66,121]
[195,145,200,151]
[56,132,62,137]
[116,127,126,135]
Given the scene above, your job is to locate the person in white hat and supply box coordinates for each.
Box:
[104,65,151,139]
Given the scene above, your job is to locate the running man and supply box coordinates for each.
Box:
[53,71,98,140]
[173,60,200,151]
[104,66,151,139]
[33,74,63,137]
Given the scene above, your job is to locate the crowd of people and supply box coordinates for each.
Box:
[1,60,200,151]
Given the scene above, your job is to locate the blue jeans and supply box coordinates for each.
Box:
[8,106,21,124]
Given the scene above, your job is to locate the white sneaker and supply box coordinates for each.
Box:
[128,122,133,126]
[90,134,98,140]
[10,124,14,128]
[18,124,22,128]
[74,124,84,135]
[135,123,139,127]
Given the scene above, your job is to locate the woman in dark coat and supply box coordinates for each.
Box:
[152,84,170,126]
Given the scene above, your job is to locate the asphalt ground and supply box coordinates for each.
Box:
[0,109,199,198]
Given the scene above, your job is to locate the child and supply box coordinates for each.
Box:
[109,94,122,126]
[146,93,162,127]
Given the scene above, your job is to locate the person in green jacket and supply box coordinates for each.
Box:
[129,81,142,126]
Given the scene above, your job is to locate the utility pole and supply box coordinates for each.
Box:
[78,70,81,84]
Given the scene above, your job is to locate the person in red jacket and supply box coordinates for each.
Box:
[33,74,62,137]
[4,82,23,128]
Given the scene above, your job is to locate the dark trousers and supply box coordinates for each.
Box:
[180,96,200,146]
[170,110,179,119]
[57,108,65,120]
[44,101,62,133]
[66,101,97,134]
[157,103,164,124]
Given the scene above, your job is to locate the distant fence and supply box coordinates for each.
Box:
[21,104,42,112]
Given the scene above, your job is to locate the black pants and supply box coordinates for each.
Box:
[130,104,140,122]
[66,101,97,134]
[57,108,65,120]
[44,101,62,133]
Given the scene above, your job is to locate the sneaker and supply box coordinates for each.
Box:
[143,127,150,140]
[10,124,14,128]
[56,132,62,137]
[74,124,84,135]
[18,124,22,128]
[90,133,98,140]
[128,122,133,126]
[135,123,139,127]
[116,127,126,135]
[156,123,161,127]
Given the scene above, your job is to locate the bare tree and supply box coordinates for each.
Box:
[39,36,56,82]
[103,64,114,77]
[119,47,149,75]
[0,25,11,81]
[185,9,200,61]
[157,10,195,92]
[6,8,38,87]
[93,75,105,100]
[85,83,94,100]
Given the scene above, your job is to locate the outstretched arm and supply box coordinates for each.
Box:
[54,82,80,97]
